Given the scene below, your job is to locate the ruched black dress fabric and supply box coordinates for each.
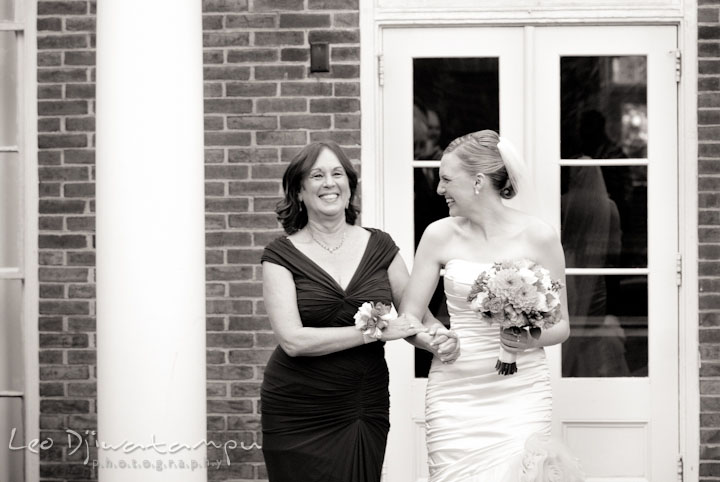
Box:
[260,228,399,482]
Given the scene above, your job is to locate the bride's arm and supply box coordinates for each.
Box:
[500,223,571,352]
[395,222,459,360]
[263,262,424,357]
[386,250,456,362]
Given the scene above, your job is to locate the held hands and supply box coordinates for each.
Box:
[381,313,427,341]
[499,327,537,353]
[428,324,460,364]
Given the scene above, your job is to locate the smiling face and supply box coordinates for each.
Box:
[298,147,351,221]
[437,152,477,216]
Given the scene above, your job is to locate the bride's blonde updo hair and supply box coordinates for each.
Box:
[443,129,516,199]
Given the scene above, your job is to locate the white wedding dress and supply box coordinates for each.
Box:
[426,259,558,482]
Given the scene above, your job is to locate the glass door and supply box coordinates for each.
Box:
[381,26,525,482]
[381,25,678,482]
[534,26,678,481]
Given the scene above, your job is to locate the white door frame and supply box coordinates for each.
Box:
[359,3,699,481]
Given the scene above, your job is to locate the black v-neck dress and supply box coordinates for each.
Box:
[260,228,399,482]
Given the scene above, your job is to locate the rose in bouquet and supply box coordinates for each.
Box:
[354,301,396,339]
[467,259,564,375]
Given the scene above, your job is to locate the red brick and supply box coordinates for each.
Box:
[252,164,288,179]
[207,399,253,413]
[309,0,358,8]
[39,150,62,165]
[66,17,95,31]
[66,216,95,231]
[229,349,274,364]
[68,284,95,298]
[39,267,88,282]
[229,147,279,163]
[256,130,307,145]
[205,165,250,179]
[39,235,88,249]
[38,34,88,49]
[39,200,86,214]
[40,400,90,414]
[38,53,62,67]
[206,232,252,247]
[334,12,359,27]
[67,382,97,397]
[39,216,64,230]
[205,132,252,146]
[68,317,95,331]
[334,82,360,96]
[39,134,88,149]
[38,84,62,98]
[310,97,359,113]
[40,382,65,395]
[230,383,262,397]
[328,64,360,78]
[40,300,90,315]
[207,365,254,380]
[279,114,331,129]
[255,65,306,80]
[229,282,263,297]
[38,68,88,83]
[203,15,224,30]
[38,252,64,266]
[227,416,261,430]
[254,332,278,347]
[202,0,249,13]
[40,284,65,298]
[207,332,254,347]
[207,266,254,281]
[39,118,61,132]
[205,198,251,213]
[204,50,224,65]
[229,213,280,229]
[226,82,278,97]
[227,48,279,63]
[252,0,304,11]
[281,82,333,96]
[66,83,95,98]
[38,17,62,31]
[309,129,360,145]
[253,230,285,246]
[228,316,272,331]
[39,166,89,181]
[227,116,278,130]
[206,284,226,297]
[226,14,276,28]
[206,215,227,230]
[38,1,87,14]
[204,66,251,81]
[254,197,282,211]
[203,32,250,47]
[205,182,224,196]
[279,13,331,28]
[65,51,96,65]
[227,248,264,264]
[335,113,360,129]
[281,47,310,62]
[309,29,359,44]
[67,252,95,266]
[256,97,307,113]
[204,98,253,114]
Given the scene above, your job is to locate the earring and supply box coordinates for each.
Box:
[474,182,480,195]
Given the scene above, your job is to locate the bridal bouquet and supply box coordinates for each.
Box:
[467,259,564,375]
[354,302,396,339]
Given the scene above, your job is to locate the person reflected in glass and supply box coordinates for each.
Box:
[259,141,460,482]
[561,110,630,377]
[399,131,580,481]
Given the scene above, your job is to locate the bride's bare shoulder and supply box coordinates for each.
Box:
[518,214,559,247]
[420,217,461,245]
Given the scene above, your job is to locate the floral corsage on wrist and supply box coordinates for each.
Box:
[354,302,395,341]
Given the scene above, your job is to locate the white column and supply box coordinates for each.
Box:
[95,0,207,480]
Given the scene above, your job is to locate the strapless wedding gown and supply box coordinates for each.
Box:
[426,259,553,482]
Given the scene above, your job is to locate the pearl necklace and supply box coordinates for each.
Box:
[309,227,346,254]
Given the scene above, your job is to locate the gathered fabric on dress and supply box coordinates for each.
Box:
[260,228,398,482]
[426,259,554,482]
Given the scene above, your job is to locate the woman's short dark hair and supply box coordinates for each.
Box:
[276,141,360,234]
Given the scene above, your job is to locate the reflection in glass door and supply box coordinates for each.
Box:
[559,56,649,378]
[412,58,499,377]
[382,26,525,482]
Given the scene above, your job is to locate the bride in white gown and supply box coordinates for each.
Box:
[400,130,581,481]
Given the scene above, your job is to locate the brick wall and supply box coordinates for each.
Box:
[36,0,96,480]
[36,0,360,480]
[699,1,720,479]
[202,1,360,479]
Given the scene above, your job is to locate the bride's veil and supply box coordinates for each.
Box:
[496,136,540,217]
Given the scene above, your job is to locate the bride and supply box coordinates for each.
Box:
[400,130,580,481]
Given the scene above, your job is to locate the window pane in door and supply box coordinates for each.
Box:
[562,275,648,377]
[413,58,499,160]
[0,153,21,267]
[0,281,23,391]
[0,0,13,21]
[561,56,647,159]
[561,166,647,268]
[0,397,24,482]
[413,57,499,377]
[0,32,17,146]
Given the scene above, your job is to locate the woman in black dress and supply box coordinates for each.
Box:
[260,141,460,482]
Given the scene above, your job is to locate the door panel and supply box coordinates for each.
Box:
[381,25,678,482]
